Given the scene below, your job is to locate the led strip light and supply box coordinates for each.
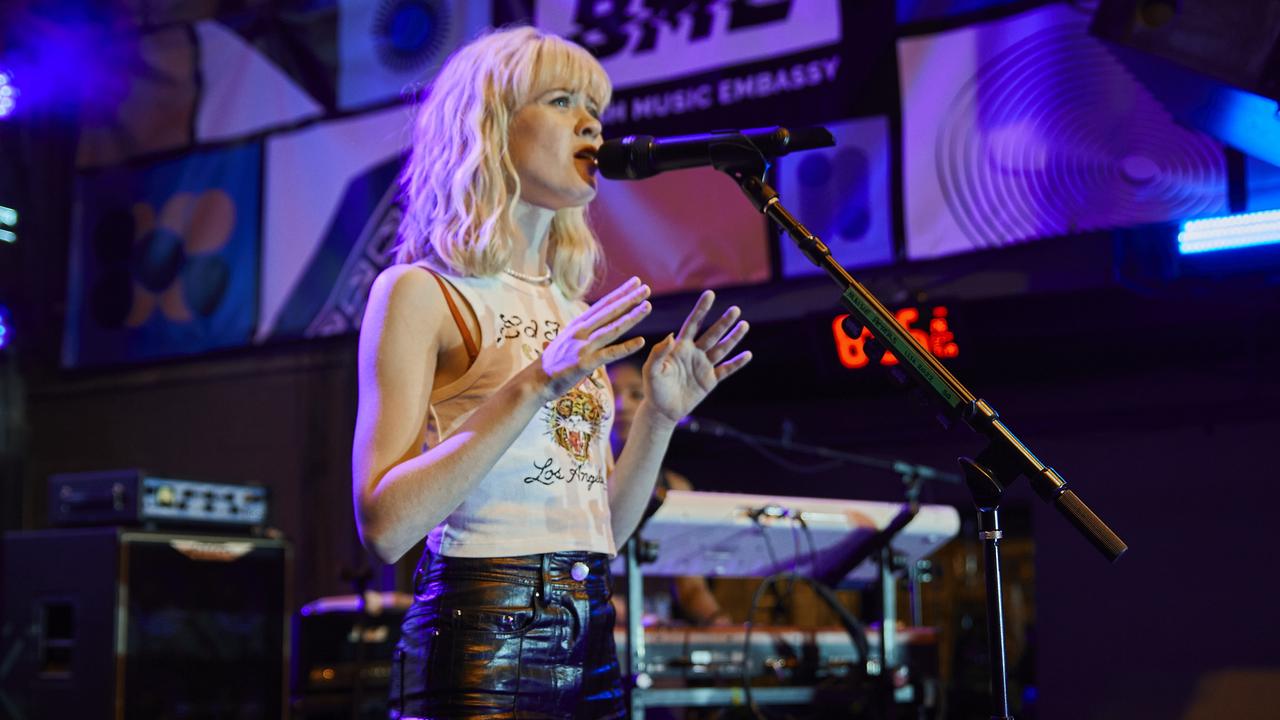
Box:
[1178,208,1280,255]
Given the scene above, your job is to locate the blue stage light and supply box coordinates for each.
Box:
[1177,208,1280,255]
[0,70,17,119]
[0,307,10,351]
[0,205,15,244]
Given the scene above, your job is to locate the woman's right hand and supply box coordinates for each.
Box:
[534,277,651,400]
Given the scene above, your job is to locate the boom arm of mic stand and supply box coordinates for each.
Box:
[707,137,1127,562]
[687,417,963,484]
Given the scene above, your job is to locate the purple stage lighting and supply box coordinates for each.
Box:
[0,307,10,351]
[0,70,17,119]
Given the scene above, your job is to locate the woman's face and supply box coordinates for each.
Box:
[508,85,603,210]
[609,363,644,446]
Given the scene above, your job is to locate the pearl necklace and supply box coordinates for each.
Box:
[502,266,553,285]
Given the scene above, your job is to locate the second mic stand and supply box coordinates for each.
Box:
[683,416,963,487]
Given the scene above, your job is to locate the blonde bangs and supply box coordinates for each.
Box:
[526,36,612,114]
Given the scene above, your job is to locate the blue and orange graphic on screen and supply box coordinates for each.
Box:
[65,142,261,366]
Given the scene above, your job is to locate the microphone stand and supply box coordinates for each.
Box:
[704,133,1128,719]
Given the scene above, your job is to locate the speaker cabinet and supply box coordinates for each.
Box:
[0,528,290,718]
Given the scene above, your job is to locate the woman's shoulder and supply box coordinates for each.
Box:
[370,263,435,303]
[365,263,457,329]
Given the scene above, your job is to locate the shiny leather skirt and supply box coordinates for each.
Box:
[389,549,626,719]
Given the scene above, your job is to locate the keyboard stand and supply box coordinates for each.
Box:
[618,490,960,719]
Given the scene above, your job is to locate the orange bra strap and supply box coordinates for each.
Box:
[426,270,479,363]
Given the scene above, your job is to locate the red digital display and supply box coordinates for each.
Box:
[832,306,959,370]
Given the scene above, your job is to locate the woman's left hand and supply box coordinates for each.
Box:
[642,290,752,426]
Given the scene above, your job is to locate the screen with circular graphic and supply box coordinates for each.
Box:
[899,2,1228,260]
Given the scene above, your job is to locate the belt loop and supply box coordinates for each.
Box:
[539,552,552,602]
[413,546,432,595]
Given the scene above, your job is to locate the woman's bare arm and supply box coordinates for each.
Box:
[608,292,751,547]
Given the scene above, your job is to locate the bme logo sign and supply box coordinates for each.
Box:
[536,0,842,87]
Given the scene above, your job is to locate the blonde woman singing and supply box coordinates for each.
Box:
[351,26,751,719]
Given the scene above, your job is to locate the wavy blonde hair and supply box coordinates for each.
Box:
[395,26,612,300]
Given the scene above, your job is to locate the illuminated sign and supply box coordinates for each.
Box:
[832,306,959,370]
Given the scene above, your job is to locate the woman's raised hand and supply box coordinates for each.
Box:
[536,277,651,400]
[643,290,751,425]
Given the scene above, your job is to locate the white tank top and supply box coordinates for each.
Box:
[417,267,617,558]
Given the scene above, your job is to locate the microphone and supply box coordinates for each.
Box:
[596,126,835,180]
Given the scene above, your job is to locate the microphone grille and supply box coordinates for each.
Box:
[784,126,837,152]
[597,135,655,180]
